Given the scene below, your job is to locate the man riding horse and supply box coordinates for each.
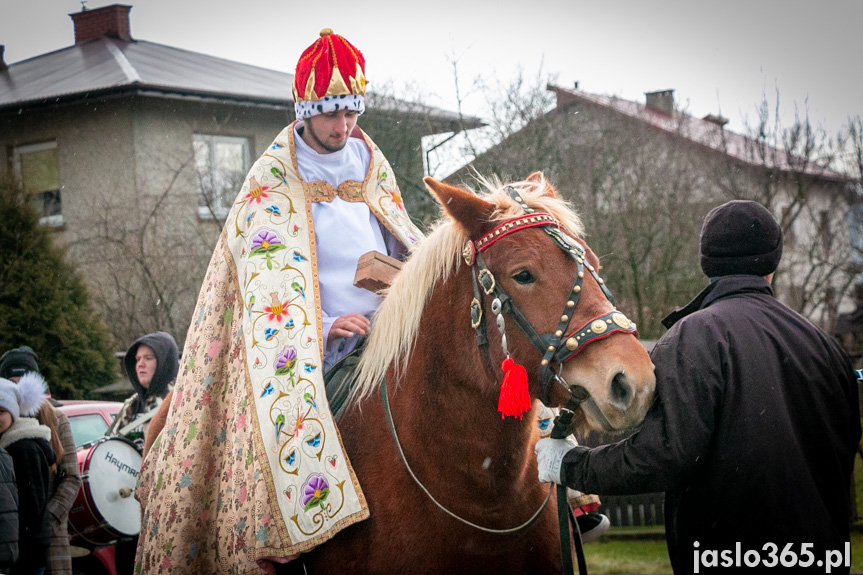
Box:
[135,30,608,573]
[134,29,422,573]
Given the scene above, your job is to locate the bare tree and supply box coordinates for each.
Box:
[713,96,860,328]
[68,149,217,348]
[450,83,709,339]
[446,77,860,337]
[361,84,447,227]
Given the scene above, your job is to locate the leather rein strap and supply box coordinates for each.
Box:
[551,396,590,575]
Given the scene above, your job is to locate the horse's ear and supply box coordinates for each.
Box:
[423,177,497,239]
[526,171,559,199]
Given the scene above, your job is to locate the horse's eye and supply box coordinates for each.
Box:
[513,270,535,284]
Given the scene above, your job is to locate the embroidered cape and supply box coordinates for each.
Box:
[135,122,422,574]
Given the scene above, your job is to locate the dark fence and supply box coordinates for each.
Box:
[596,493,665,527]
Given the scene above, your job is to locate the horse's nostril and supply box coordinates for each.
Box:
[610,372,632,410]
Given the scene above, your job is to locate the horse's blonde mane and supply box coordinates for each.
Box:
[349,175,585,404]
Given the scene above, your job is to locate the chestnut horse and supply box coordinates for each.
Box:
[144,173,656,574]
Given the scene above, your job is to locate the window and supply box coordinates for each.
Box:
[13,141,63,227]
[193,134,251,220]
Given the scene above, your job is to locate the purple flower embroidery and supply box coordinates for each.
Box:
[251,230,281,250]
[249,229,286,269]
[274,345,297,377]
[302,473,330,512]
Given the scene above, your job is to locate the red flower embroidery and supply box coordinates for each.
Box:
[264,291,289,323]
[245,176,270,204]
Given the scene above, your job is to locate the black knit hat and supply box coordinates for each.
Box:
[0,346,40,379]
[700,200,783,278]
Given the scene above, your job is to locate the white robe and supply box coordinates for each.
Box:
[294,123,402,371]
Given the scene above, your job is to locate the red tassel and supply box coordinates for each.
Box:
[498,357,531,419]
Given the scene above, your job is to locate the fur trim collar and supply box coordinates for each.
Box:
[0,417,51,449]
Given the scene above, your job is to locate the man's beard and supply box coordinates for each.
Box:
[306,120,347,153]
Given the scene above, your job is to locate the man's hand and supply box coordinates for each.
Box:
[329,313,371,340]
[535,437,577,485]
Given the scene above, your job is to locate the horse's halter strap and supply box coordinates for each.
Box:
[467,189,637,410]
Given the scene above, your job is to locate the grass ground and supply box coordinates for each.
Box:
[585,530,863,574]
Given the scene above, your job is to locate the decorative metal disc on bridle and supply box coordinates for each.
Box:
[463,240,475,266]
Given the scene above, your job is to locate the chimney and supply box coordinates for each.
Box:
[0,45,7,72]
[645,89,674,115]
[70,4,132,45]
[703,114,729,128]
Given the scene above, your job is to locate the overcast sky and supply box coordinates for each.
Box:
[1,0,860,138]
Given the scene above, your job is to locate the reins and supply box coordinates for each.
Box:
[380,376,553,534]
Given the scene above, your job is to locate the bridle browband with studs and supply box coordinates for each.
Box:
[467,188,638,415]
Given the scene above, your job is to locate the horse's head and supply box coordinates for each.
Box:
[418,174,655,433]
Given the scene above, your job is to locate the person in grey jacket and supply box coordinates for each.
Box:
[0,444,18,570]
[536,200,861,574]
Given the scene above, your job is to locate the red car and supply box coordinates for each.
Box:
[58,400,128,575]
[59,401,124,449]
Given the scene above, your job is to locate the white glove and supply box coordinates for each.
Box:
[535,437,577,485]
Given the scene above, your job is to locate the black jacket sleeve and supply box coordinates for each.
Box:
[562,334,723,494]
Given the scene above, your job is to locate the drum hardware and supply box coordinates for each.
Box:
[68,436,143,548]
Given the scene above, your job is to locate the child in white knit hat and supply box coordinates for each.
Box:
[0,373,56,575]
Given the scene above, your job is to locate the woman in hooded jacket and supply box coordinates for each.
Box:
[114,332,179,449]
[113,332,179,575]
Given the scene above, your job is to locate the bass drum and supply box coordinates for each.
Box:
[68,436,142,547]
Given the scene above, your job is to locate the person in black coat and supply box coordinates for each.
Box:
[0,444,18,569]
[0,373,56,575]
[536,200,861,574]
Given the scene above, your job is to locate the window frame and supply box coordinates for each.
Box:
[193,134,251,220]
[13,140,64,227]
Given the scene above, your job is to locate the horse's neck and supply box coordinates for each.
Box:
[392,287,539,492]
[390,370,538,492]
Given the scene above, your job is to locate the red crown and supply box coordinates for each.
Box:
[293,29,367,103]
